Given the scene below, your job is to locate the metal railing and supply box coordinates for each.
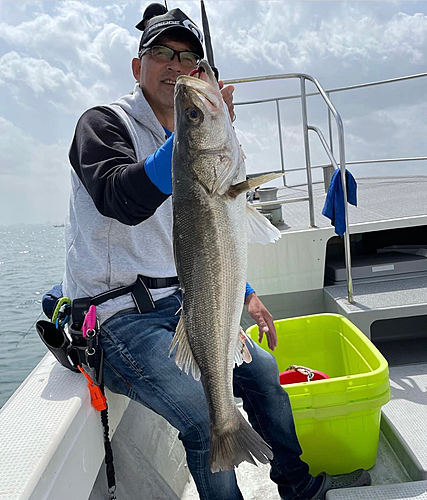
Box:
[224,71,427,304]
[284,156,427,173]
[226,71,427,181]
[224,73,354,302]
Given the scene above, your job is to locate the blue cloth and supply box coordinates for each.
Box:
[100,290,314,500]
[245,282,255,299]
[144,130,174,195]
[322,169,357,237]
[42,284,63,319]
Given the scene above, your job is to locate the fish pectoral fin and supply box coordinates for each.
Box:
[227,172,283,198]
[246,203,282,245]
[234,327,253,366]
[169,314,201,381]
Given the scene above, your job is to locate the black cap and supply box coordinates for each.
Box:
[135,3,168,31]
[138,8,204,59]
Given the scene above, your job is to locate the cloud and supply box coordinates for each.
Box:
[209,2,427,81]
[0,116,68,176]
[0,51,110,113]
[0,2,101,61]
[0,0,426,224]
[0,51,73,94]
[290,8,427,77]
[0,1,138,78]
[306,10,427,62]
[0,116,70,225]
[345,100,427,160]
[383,12,427,64]
[211,2,301,72]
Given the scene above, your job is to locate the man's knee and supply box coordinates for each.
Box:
[234,344,283,395]
[251,345,280,381]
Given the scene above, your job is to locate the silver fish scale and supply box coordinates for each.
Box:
[171,64,275,470]
[173,180,247,433]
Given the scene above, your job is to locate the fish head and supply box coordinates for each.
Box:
[173,60,242,195]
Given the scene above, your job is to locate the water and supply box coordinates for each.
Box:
[0,224,65,408]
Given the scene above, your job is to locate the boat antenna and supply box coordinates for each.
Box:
[164,0,168,9]
[200,0,219,80]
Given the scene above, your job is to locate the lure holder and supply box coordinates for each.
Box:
[36,305,103,386]
[36,274,164,379]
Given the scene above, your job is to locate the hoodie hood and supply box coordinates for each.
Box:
[112,83,166,144]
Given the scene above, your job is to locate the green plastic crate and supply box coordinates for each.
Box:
[246,313,390,475]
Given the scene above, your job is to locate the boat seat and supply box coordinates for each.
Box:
[0,353,128,499]
[327,480,427,499]
[0,353,190,500]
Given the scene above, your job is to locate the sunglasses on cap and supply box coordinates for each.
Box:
[140,45,201,69]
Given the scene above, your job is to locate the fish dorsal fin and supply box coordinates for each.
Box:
[169,314,201,381]
[227,172,283,198]
[246,203,282,244]
[234,327,253,366]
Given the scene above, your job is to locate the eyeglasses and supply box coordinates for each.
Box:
[140,45,201,69]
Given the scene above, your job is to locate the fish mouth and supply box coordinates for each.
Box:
[177,77,221,110]
[177,67,222,110]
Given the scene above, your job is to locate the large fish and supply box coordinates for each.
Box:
[170,60,281,472]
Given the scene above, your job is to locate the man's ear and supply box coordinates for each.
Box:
[132,58,141,81]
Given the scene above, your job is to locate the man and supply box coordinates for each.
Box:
[63,7,370,500]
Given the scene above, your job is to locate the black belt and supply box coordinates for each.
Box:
[91,275,179,306]
[71,275,179,327]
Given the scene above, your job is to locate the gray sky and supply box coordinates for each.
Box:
[1,0,427,225]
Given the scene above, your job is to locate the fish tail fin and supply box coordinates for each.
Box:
[210,411,273,472]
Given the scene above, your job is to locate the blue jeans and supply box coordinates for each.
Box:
[100,290,315,500]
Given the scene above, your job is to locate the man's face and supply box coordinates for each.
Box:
[132,36,195,114]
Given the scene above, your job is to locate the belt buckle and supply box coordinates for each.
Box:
[133,276,155,312]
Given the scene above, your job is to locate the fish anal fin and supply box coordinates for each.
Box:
[227,172,283,198]
[234,327,253,366]
[246,203,282,245]
[169,314,201,381]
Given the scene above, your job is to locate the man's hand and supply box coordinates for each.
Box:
[219,80,235,123]
[244,293,277,351]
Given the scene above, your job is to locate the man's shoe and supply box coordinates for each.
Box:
[308,469,371,500]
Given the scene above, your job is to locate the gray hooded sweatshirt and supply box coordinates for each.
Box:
[63,84,178,325]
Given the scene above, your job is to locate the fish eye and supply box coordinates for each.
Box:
[185,107,202,124]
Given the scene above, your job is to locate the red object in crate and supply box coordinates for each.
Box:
[279,365,330,385]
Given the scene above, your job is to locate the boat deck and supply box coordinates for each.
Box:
[328,481,427,500]
[326,275,427,311]
[267,175,427,232]
[183,362,427,499]
[324,275,427,335]
[382,364,427,481]
[181,406,411,500]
